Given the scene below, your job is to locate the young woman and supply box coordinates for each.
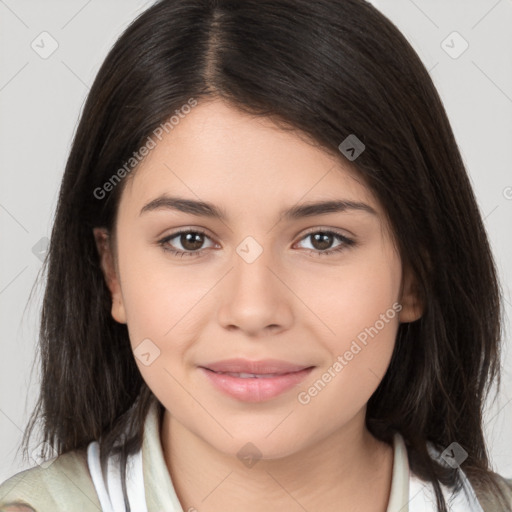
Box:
[1,0,511,511]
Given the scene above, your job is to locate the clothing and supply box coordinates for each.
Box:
[86,442,147,512]
[1,397,511,511]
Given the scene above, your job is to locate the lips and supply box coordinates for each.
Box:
[201,358,311,375]
[198,358,314,402]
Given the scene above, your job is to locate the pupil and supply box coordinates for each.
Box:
[182,232,204,250]
[312,232,332,250]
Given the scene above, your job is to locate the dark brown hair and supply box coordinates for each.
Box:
[20,0,509,510]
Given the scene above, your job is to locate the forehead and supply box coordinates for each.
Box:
[120,99,379,218]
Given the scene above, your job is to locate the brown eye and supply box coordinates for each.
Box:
[158,228,217,258]
[179,232,206,251]
[295,230,355,256]
[309,232,336,251]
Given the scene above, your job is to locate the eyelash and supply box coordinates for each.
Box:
[157,228,356,259]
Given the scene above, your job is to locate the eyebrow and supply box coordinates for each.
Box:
[139,194,377,220]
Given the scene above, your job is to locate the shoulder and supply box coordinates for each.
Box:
[0,449,101,512]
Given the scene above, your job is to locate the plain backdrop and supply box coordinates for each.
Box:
[1,0,511,482]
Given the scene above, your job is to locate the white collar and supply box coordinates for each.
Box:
[87,440,147,512]
[406,434,484,512]
[408,473,484,512]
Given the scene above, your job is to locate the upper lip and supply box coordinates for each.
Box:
[201,358,313,374]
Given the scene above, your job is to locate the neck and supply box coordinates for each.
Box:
[160,408,394,512]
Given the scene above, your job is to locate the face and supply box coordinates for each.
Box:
[94,99,422,460]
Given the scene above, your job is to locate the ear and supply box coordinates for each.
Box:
[93,227,127,324]
[398,265,424,323]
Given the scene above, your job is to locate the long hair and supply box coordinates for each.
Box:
[21,0,509,510]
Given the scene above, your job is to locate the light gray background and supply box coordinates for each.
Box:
[1,0,511,481]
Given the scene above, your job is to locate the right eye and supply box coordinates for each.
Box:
[158,228,218,258]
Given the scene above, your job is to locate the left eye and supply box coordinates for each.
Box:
[158,229,355,258]
[294,230,355,255]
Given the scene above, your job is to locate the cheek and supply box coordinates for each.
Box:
[115,244,203,407]
[297,246,402,348]
[295,246,401,398]
[116,233,206,344]
[294,249,402,421]
[115,234,219,405]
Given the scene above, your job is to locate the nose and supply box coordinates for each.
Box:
[216,239,294,337]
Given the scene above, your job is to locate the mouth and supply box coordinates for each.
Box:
[201,358,312,375]
[204,371,296,379]
[198,359,315,402]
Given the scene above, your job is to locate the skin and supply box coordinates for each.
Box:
[94,99,423,512]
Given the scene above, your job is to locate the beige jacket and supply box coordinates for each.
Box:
[1,400,511,511]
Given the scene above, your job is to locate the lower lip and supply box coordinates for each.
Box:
[199,367,314,402]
